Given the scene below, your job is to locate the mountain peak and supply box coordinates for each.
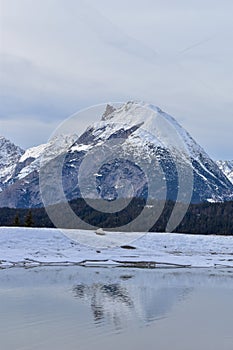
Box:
[101,104,116,121]
[101,101,163,123]
[0,136,24,191]
[95,101,201,160]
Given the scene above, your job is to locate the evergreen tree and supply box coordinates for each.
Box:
[13,213,20,226]
[25,210,33,227]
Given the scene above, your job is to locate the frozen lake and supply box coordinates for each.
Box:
[1,227,233,268]
[0,266,233,350]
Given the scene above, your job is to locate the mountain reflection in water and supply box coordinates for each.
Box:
[72,274,191,330]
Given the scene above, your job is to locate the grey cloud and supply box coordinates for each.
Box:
[0,0,232,159]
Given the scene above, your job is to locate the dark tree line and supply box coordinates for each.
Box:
[0,200,232,235]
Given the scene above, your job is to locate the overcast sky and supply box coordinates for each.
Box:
[0,0,233,159]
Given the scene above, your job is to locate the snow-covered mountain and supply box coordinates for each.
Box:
[0,102,232,208]
[216,160,233,184]
[60,101,233,204]
[0,136,24,192]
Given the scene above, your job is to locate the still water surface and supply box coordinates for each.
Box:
[0,267,233,350]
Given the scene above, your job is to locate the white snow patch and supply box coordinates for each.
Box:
[70,144,91,152]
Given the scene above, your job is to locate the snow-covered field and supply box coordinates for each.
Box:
[0,227,233,269]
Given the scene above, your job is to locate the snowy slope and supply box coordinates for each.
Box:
[0,136,24,191]
[217,160,233,184]
[15,134,78,181]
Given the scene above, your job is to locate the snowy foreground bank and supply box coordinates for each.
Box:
[0,227,233,269]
